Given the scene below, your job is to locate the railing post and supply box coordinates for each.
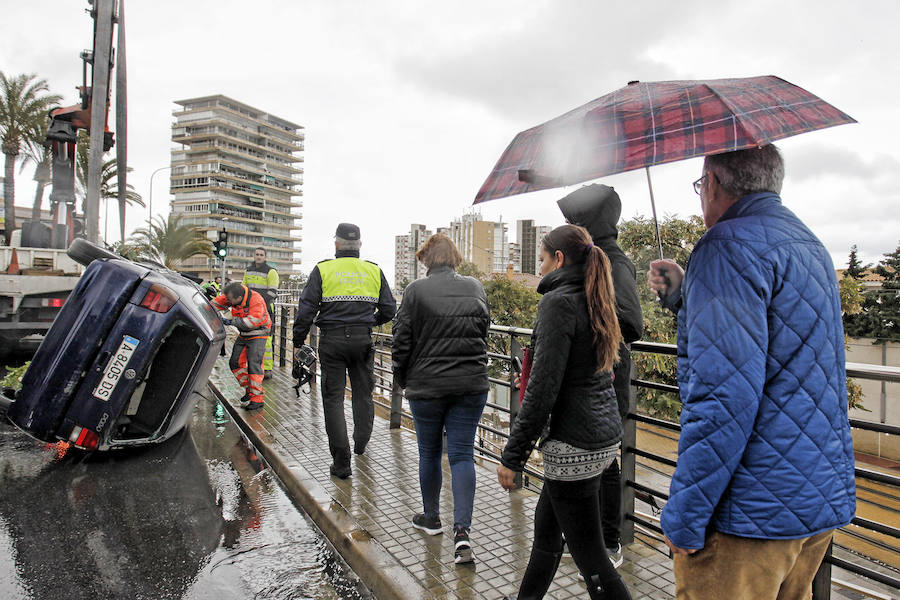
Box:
[509,333,523,489]
[621,359,637,546]
[811,540,833,600]
[390,379,403,429]
[278,304,288,368]
[309,323,318,385]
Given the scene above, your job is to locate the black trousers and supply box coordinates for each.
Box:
[523,475,628,598]
[318,326,375,462]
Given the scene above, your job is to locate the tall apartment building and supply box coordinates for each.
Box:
[170,95,304,279]
[517,220,537,275]
[449,212,507,275]
[394,223,432,289]
[507,242,521,273]
[516,220,553,275]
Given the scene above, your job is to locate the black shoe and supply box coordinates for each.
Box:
[329,463,351,479]
[244,400,264,411]
[412,513,443,536]
[263,371,272,380]
[454,526,474,564]
[238,391,251,407]
[353,441,367,455]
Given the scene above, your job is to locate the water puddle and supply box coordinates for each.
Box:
[0,392,370,599]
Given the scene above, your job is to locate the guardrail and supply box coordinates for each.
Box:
[271,301,899,600]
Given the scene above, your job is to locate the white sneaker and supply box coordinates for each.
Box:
[607,543,624,569]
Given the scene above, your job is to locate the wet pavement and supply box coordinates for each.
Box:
[211,352,900,600]
[208,357,677,600]
[0,378,370,600]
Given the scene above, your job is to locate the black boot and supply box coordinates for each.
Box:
[329,446,351,479]
[586,573,632,600]
[513,547,562,600]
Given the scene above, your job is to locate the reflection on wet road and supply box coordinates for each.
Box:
[0,391,370,600]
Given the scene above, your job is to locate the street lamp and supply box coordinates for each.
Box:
[148,165,172,224]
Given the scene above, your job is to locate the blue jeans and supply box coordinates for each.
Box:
[408,393,487,530]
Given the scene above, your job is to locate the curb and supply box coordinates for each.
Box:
[207,381,429,600]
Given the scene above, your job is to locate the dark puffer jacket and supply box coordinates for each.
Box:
[558,184,642,420]
[501,264,622,472]
[391,265,490,400]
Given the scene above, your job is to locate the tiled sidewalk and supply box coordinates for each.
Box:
[208,357,677,599]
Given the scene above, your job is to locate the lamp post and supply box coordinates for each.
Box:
[148,165,171,224]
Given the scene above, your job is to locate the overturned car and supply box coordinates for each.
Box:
[5,239,226,451]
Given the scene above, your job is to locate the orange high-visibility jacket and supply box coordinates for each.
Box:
[212,286,272,339]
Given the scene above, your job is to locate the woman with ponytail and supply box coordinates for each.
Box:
[497,225,631,600]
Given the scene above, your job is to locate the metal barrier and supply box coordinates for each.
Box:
[272,300,900,599]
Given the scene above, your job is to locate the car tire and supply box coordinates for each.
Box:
[67,238,120,266]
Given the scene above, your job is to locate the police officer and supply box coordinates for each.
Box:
[243,247,279,379]
[292,223,397,479]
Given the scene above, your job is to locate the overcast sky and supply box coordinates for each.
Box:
[3,0,899,283]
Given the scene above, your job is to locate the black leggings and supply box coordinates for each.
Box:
[531,475,627,596]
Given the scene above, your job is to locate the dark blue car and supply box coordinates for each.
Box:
[6,240,226,450]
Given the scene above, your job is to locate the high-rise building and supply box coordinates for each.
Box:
[170,95,304,279]
[394,223,432,289]
[516,220,553,275]
[450,212,506,275]
[508,242,521,273]
[517,219,536,275]
[533,225,552,272]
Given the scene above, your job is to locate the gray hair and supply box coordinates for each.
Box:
[704,144,784,198]
[335,237,362,251]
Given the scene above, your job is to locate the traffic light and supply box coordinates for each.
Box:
[214,228,228,260]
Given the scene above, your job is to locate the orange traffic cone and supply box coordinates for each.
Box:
[6,248,19,275]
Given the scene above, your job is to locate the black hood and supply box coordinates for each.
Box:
[556,184,621,242]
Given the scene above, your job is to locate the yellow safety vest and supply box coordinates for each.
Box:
[318,257,382,303]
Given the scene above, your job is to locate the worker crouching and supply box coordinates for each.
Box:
[212,282,273,411]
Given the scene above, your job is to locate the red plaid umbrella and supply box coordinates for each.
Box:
[474,75,855,205]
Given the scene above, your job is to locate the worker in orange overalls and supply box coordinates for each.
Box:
[211,282,273,411]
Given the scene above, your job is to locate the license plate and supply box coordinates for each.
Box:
[93,335,140,402]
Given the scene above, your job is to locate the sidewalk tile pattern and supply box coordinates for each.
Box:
[210,358,873,599]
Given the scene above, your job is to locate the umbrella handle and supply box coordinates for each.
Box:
[646,167,664,260]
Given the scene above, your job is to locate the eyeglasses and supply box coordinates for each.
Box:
[692,174,707,195]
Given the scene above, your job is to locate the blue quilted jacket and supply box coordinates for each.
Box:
[660,192,856,550]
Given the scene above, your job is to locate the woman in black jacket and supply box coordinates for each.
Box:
[497,225,632,600]
[391,233,490,565]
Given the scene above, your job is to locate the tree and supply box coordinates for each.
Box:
[0,72,62,243]
[19,132,52,222]
[128,214,212,269]
[845,244,870,280]
[457,261,485,280]
[618,215,706,419]
[483,274,541,378]
[75,131,144,242]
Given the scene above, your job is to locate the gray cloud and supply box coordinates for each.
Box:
[392,1,708,123]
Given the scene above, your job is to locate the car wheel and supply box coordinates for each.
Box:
[67,238,120,266]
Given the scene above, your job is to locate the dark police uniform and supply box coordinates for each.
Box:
[293,234,396,477]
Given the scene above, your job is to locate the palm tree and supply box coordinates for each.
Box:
[129,214,212,269]
[75,131,144,241]
[0,72,62,243]
[20,138,52,222]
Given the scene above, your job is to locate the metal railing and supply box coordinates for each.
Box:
[271,301,900,599]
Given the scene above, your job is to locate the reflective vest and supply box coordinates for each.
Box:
[318,257,382,304]
[243,262,279,309]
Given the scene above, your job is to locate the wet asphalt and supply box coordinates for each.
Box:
[0,380,371,600]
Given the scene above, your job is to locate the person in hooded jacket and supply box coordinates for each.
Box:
[557,184,642,567]
[391,233,490,565]
[497,225,632,600]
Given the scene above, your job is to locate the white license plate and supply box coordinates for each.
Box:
[93,335,140,402]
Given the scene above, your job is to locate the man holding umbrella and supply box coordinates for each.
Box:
[648,145,855,599]
[557,183,642,569]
